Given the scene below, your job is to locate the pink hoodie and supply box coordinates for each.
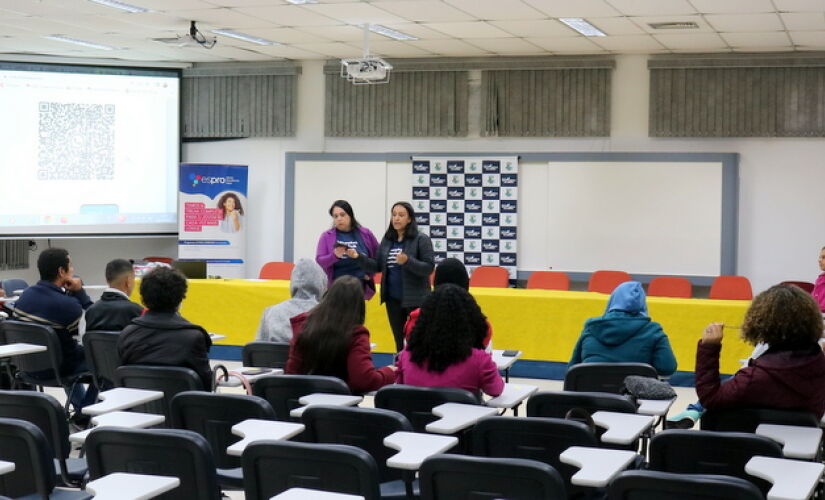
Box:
[813,273,825,313]
[396,348,504,397]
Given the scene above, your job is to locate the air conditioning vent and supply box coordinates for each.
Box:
[648,22,699,30]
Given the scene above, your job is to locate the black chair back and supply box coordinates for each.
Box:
[85,427,221,500]
[252,374,350,421]
[0,417,90,499]
[700,407,820,432]
[1,320,65,384]
[607,470,763,500]
[526,391,637,418]
[302,405,411,482]
[242,441,381,500]
[242,341,290,369]
[374,384,479,433]
[649,429,782,495]
[115,365,204,423]
[420,454,566,500]
[564,362,659,393]
[472,416,597,497]
[83,330,121,391]
[170,391,276,470]
[0,390,85,486]
[0,279,28,296]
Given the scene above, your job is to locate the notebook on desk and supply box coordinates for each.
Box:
[173,260,207,279]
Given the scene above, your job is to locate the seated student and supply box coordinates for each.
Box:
[285,275,395,394]
[13,247,97,414]
[117,267,213,390]
[813,245,825,312]
[569,281,677,377]
[695,284,825,417]
[84,258,143,332]
[403,258,493,349]
[397,284,504,397]
[256,258,326,343]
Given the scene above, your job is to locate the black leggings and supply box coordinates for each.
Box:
[385,297,412,352]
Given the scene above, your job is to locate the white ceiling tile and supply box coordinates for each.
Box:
[781,12,825,31]
[135,0,219,10]
[773,0,825,11]
[169,8,273,28]
[252,43,331,59]
[422,21,515,38]
[589,34,665,51]
[378,23,452,39]
[587,16,646,35]
[526,36,605,52]
[362,40,434,57]
[632,15,715,33]
[300,3,407,25]
[602,0,697,16]
[488,19,574,38]
[370,1,476,22]
[0,0,80,16]
[653,33,729,50]
[109,12,191,31]
[442,0,546,21]
[231,27,332,44]
[523,0,620,18]
[204,0,288,6]
[688,0,775,14]
[790,30,825,47]
[465,37,547,54]
[407,38,493,56]
[293,41,363,57]
[234,5,342,26]
[705,13,784,32]
[721,31,792,48]
[294,25,364,41]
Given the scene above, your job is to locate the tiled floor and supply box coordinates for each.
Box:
[46,359,699,500]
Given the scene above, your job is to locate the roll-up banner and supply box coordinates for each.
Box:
[178,163,248,278]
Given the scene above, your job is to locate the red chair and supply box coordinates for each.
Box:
[373,272,382,285]
[647,277,692,298]
[258,262,295,280]
[587,270,632,294]
[781,281,815,294]
[144,256,174,265]
[526,271,570,291]
[709,276,753,300]
[469,266,509,288]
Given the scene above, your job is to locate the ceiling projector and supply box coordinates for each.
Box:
[341,57,393,84]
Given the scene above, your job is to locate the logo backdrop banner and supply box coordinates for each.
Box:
[412,157,518,279]
[179,163,248,278]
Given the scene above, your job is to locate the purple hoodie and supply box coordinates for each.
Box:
[316,226,379,299]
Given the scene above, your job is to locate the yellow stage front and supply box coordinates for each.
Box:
[155,279,752,375]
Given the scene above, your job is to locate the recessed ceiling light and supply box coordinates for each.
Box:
[367,24,417,41]
[648,22,699,30]
[45,35,118,50]
[285,0,318,4]
[88,0,150,14]
[211,29,280,46]
[559,18,606,37]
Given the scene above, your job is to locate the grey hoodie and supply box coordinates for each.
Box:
[256,258,327,342]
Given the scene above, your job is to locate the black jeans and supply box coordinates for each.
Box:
[385,297,412,352]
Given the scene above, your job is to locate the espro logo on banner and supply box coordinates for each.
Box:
[188,173,241,187]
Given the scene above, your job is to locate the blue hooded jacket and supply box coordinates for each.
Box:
[569,281,677,376]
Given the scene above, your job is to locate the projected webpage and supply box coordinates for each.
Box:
[0,66,179,235]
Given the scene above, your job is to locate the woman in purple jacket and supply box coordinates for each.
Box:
[315,200,379,299]
[397,284,504,397]
[696,284,825,417]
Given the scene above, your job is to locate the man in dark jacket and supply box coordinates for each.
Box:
[117,267,213,389]
[85,259,143,332]
[13,247,97,412]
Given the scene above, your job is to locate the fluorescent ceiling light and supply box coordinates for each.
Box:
[285,0,318,4]
[367,24,417,41]
[88,0,150,13]
[211,29,280,46]
[559,18,606,37]
[45,35,118,50]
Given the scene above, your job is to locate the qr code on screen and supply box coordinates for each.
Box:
[38,102,115,180]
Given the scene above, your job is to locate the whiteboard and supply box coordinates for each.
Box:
[545,162,723,276]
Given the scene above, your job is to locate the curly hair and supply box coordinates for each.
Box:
[407,284,488,373]
[296,275,365,379]
[217,192,244,217]
[140,267,187,313]
[742,284,823,349]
